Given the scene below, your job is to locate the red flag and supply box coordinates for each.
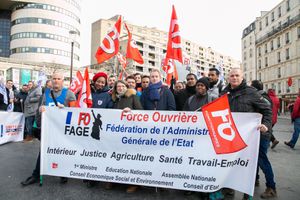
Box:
[164,5,182,85]
[76,68,92,108]
[95,16,122,64]
[287,77,292,87]
[202,94,247,154]
[117,52,127,80]
[124,23,144,64]
[69,71,83,94]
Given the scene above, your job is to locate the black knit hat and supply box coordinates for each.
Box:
[196,77,210,90]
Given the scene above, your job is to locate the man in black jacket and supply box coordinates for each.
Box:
[221,69,274,200]
[174,73,197,111]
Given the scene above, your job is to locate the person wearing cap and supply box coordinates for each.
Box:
[91,72,113,109]
[183,77,217,111]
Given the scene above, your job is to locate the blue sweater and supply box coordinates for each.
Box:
[92,86,113,108]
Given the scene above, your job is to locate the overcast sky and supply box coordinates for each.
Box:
[79,0,282,66]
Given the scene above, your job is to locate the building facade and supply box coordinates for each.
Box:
[242,0,300,106]
[91,16,241,80]
[0,0,81,68]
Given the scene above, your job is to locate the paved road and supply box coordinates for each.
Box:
[0,117,299,200]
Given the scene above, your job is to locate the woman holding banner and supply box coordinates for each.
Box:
[107,80,143,193]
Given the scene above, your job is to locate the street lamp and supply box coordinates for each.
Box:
[69,30,77,84]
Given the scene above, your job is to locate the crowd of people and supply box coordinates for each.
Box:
[1,67,300,200]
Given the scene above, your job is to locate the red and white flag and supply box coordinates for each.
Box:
[95,16,122,64]
[116,52,127,80]
[164,5,182,85]
[202,94,247,154]
[125,23,144,64]
[76,68,92,108]
[69,71,83,94]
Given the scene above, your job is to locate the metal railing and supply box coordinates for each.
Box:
[256,14,300,45]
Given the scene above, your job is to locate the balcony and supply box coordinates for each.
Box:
[256,14,300,45]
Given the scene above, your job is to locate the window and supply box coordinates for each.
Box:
[278,67,281,78]
[259,21,262,30]
[265,16,269,26]
[286,0,290,11]
[149,45,155,51]
[249,36,252,45]
[277,37,281,47]
[285,32,290,44]
[265,57,268,67]
[278,82,281,93]
[264,43,268,53]
[258,47,261,56]
[243,51,247,60]
[258,59,262,69]
[136,41,143,48]
[298,27,300,38]
[258,73,261,81]
[277,52,281,63]
[243,40,246,49]
[270,40,274,50]
[278,6,281,17]
[249,49,252,58]
[271,12,275,21]
[286,48,290,60]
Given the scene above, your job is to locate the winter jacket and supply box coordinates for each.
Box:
[268,90,280,125]
[208,79,225,98]
[174,85,196,111]
[112,89,143,110]
[14,90,28,112]
[91,86,113,108]
[183,93,216,111]
[24,86,42,117]
[291,96,300,120]
[141,85,176,111]
[221,80,272,138]
[0,88,9,111]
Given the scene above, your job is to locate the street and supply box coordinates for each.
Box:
[0,116,299,200]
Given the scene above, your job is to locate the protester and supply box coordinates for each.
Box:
[174,73,197,111]
[141,69,175,111]
[250,80,277,199]
[21,72,76,186]
[183,77,221,199]
[111,79,143,193]
[23,82,42,142]
[0,80,11,111]
[91,72,113,108]
[126,75,141,97]
[183,77,216,111]
[85,72,113,188]
[14,84,28,112]
[221,69,274,200]
[267,89,280,149]
[107,74,116,89]
[112,80,142,110]
[208,68,225,97]
[285,90,300,149]
[174,81,185,93]
[134,73,143,93]
[141,75,150,91]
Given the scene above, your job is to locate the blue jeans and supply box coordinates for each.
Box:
[25,116,35,137]
[290,118,300,147]
[258,137,276,189]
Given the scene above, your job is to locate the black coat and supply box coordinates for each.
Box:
[174,86,196,111]
[221,80,272,138]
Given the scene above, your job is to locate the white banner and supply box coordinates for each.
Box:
[41,107,261,195]
[0,111,24,145]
